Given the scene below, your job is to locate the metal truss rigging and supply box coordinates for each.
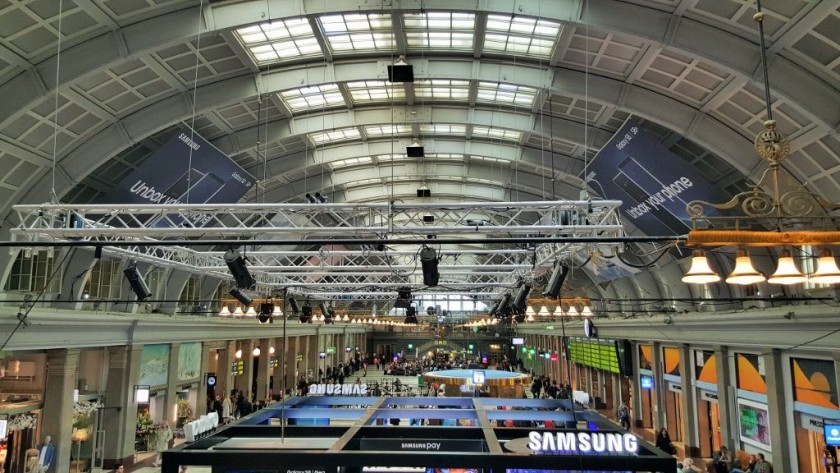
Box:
[10,201,625,294]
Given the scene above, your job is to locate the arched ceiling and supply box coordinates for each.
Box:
[0,0,838,301]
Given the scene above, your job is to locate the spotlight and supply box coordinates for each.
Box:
[387,56,414,83]
[314,192,328,203]
[288,296,300,314]
[512,283,532,313]
[420,246,439,286]
[543,263,569,299]
[258,303,274,323]
[394,287,412,309]
[94,245,103,259]
[319,303,334,324]
[300,304,312,323]
[305,193,317,203]
[123,263,152,301]
[426,306,436,316]
[229,287,252,307]
[224,249,255,289]
[404,306,418,324]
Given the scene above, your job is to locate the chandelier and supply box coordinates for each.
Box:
[681,1,840,286]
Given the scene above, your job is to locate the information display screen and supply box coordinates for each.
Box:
[825,424,840,446]
[738,399,771,449]
[567,338,620,374]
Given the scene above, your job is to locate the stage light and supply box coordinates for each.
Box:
[405,306,418,324]
[300,304,312,323]
[395,287,412,309]
[229,287,252,307]
[420,246,439,286]
[314,192,328,203]
[258,303,274,323]
[512,283,532,313]
[543,263,569,298]
[305,193,317,203]
[94,245,103,259]
[224,249,255,289]
[288,296,300,314]
[123,263,152,301]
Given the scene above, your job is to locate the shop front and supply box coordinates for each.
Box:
[734,353,771,460]
[0,354,46,473]
[789,356,839,473]
[693,349,721,458]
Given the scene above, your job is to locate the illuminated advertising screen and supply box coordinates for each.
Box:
[512,337,525,345]
[738,399,771,449]
[825,424,840,446]
[567,338,620,373]
[640,375,654,389]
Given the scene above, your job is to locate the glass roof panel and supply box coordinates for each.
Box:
[347,80,405,103]
[483,15,561,58]
[472,126,522,142]
[234,18,323,65]
[414,79,471,101]
[419,124,466,135]
[279,83,345,112]
[330,156,373,169]
[309,127,361,145]
[364,125,413,137]
[404,12,475,50]
[320,13,395,53]
[476,82,538,107]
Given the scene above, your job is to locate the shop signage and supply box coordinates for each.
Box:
[308,383,368,395]
[359,439,484,452]
[281,468,335,473]
[668,383,682,393]
[799,413,825,433]
[700,390,718,402]
[326,347,336,354]
[527,431,638,454]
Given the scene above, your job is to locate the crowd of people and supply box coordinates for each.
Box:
[529,375,573,400]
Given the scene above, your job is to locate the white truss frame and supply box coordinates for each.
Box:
[10,201,624,293]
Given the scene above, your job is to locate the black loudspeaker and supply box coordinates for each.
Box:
[543,263,569,299]
[387,64,414,83]
[224,249,255,289]
[123,265,152,301]
[512,283,531,313]
[407,144,424,158]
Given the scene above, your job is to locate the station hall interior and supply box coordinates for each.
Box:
[1,1,840,473]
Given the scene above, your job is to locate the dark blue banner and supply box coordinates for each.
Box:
[108,128,254,207]
[587,119,727,236]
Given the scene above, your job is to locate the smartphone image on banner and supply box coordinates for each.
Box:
[164,168,226,204]
[612,158,688,234]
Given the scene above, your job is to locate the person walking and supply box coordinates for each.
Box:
[617,402,631,430]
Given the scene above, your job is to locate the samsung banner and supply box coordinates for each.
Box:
[106,128,254,221]
[587,119,727,236]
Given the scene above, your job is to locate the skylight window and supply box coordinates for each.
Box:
[484,15,561,58]
[414,80,470,101]
[476,82,537,106]
[347,177,381,187]
[472,126,522,141]
[404,12,475,50]
[364,125,412,137]
[375,154,409,162]
[419,124,466,135]
[309,127,361,145]
[235,18,322,64]
[279,84,345,112]
[330,156,372,169]
[319,13,395,52]
[347,80,405,103]
[471,155,511,164]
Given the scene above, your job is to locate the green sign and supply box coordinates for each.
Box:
[468,344,474,350]
[296,354,303,362]
[407,344,414,349]
[269,358,279,368]
[326,347,336,354]
[231,360,244,376]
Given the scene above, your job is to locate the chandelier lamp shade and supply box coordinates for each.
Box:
[810,250,840,284]
[682,250,721,284]
[724,249,766,286]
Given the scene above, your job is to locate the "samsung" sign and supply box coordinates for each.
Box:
[528,432,638,454]
[308,384,368,395]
